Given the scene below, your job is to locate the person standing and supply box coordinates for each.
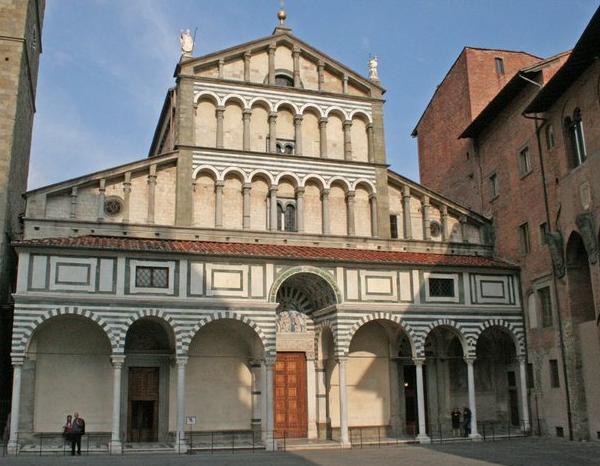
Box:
[71,412,86,455]
[451,408,461,437]
[63,415,73,448]
[462,407,471,437]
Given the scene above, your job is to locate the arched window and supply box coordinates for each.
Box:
[275,74,294,87]
[276,201,296,232]
[564,108,586,168]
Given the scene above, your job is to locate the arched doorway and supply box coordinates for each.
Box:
[124,318,174,442]
[274,270,338,439]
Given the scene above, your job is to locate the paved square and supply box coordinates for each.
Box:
[1,439,599,466]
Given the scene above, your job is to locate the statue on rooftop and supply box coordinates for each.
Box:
[180,29,194,58]
[368,55,379,81]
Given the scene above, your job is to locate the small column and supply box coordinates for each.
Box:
[70,186,78,219]
[414,358,430,443]
[402,185,412,240]
[388,353,401,435]
[250,360,262,435]
[518,355,531,432]
[292,47,301,88]
[218,58,225,79]
[337,358,350,446]
[366,123,375,163]
[216,106,225,149]
[147,164,157,224]
[243,52,251,82]
[441,205,449,241]
[264,357,276,450]
[268,112,278,153]
[306,356,318,439]
[316,360,328,436]
[319,117,328,158]
[422,195,431,241]
[343,120,353,161]
[465,357,482,439]
[459,215,468,243]
[97,178,106,221]
[369,194,379,238]
[295,187,305,233]
[268,43,276,85]
[242,183,252,230]
[293,114,303,156]
[269,185,278,231]
[176,356,188,451]
[214,180,224,228]
[346,190,355,236]
[321,188,330,235]
[242,109,252,151]
[110,355,125,454]
[122,172,131,223]
[7,357,24,455]
[342,74,349,94]
[317,60,325,91]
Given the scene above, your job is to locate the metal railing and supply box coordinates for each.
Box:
[14,431,113,456]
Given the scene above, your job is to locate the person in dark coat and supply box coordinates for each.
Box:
[463,407,472,437]
[63,414,73,446]
[451,408,461,437]
[70,412,86,455]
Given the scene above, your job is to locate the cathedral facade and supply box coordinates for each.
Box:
[8,13,527,453]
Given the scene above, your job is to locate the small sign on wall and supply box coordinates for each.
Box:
[185,416,196,425]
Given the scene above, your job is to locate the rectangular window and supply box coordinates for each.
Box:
[277,201,297,232]
[549,359,560,388]
[428,278,455,298]
[495,57,505,75]
[518,222,530,255]
[489,173,498,199]
[539,286,553,327]
[545,124,555,149]
[507,371,516,387]
[527,363,535,389]
[518,146,532,176]
[566,109,587,168]
[539,222,549,245]
[390,215,398,239]
[135,266,169,289]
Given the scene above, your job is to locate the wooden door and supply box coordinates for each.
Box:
[274,352,308,438]
[128,367,159,442]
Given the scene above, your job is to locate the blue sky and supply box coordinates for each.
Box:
[29,0,598,189]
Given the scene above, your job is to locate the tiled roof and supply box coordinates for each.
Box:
[13,235,517,269]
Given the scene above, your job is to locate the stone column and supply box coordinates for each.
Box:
[402,185,412,240]
[465,357,481,439]
[317,60,325,91]
[306,356,318,439]
[122,172,131,223]
[343,120,353,161]
[316,360,328,438]
[293,114,303,156]
[346,190,355,236]
[176,356,188,450]
[264,358,276,450]
[422,195,431,240]
[319,117,328,158]
[214,180,224,228]
[7,357,24,455]
[268,112,278,153]
[260,363,268,441]
[216,106,225,149]
[388,355,402,436]
[218,58,224,79]
[147,165,157,224]
[342,74,349,94]
[415,358,430,443]
[321,188,330,235]
[242,182,252,230]
[250,360,262,435]
[518,355,531,432]
[337,358,350,445]
[292,47,301,88]
[268,44,276,85]
[459,215,468,243]
[369,194,378,237]
[243,51,251,82]
[110,355,125,453]
[70,187,78,219]
[97,178,106,221]
[441,205,449,241]
[269,185,278,231]
[242,109,252,151]
[366,123,375,163]
[295,187,305,233]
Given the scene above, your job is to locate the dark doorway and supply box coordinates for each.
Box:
[507,370,519,427]
[128,367,159,442]
[404,365,427,435]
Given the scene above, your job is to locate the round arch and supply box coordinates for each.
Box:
[220,166,248,182]
[222,93,248,108]
[249,97,274,112]
[119,309,180,353]
[268,266,342,305]
[275,171,301,186]
[248,169,275,185]
[326,176,352,192]
[194,91,221,106]
[300,103,324,118]
[274,100,300,114]
[476,319,525,357]
[324,106,349,120]
[351,179,376,193]
[422,319,472,357]
[301,174,327,190]
[349,109,373,124]
[192,164,219,180]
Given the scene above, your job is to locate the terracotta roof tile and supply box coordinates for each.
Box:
[13,235,517,269]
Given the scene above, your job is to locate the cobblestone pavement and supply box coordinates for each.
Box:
[1,438,599,466]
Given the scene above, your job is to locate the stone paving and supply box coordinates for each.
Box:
[1,438,599,466]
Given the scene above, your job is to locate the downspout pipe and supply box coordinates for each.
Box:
[520,72,574,442]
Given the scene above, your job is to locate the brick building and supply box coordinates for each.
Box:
[0,0,44,416]
[413,7,600,441]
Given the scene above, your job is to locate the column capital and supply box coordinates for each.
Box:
[11,354,24,367]
[295,186,305,196]
[176,356,189,366]
[402,185,411,198]
[412,357,426,366]
[263,355,276,367]
[111,355,126,367]
[369,192,378,201]
[216,105,225,115]
[343,119,353,128]
[242,182,252,192]
[321,188,330,198]
[269,184,278,193]
[249,358,263,367]
[422,195,430,207]
[319,116,328,126]
[269,111,278,120]
[215,180,225,188]
[366,122,374,130]
[440,205,448,216]
[242,108,253,118]
[317,59,325,69]
[268,42,277,53]
[335,357,347,365]
[516,354,527,364]
[459,215,468,224]
[244,51,252,59]
[345,190,356,200]
[464,356,476,365]
[294,114,304,123]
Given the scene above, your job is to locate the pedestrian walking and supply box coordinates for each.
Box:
[463,407,471,437]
